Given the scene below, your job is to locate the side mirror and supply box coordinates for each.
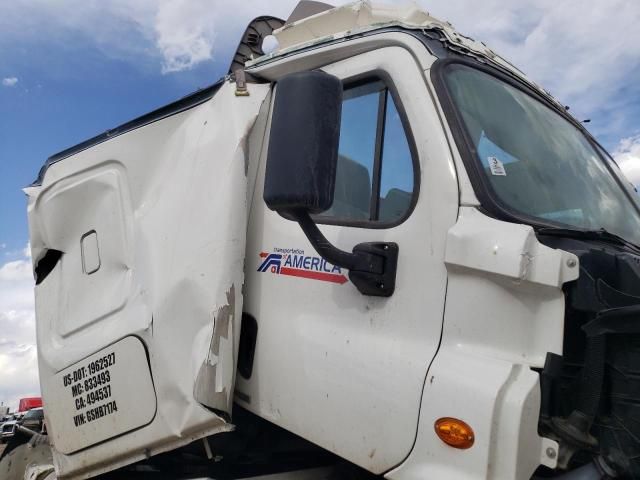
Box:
[264,71,398,297]
[264,71,342,213]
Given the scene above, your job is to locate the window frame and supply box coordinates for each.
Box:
[430,57,640,231]
[311,71,421,229]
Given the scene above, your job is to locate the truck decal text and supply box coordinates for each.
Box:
[258,248,348,284]
[64,352,118,428]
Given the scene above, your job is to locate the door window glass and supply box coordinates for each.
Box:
[317,80,415,224]
[379,97,414,222]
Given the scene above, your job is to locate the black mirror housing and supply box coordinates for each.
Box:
[262,71,399,297]
[264,71,342,214]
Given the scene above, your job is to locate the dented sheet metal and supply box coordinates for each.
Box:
[445,207,578,287]
[195,285,236,413]
[443,206,578,367]
[249,1,564,112]
[26,80,270,479]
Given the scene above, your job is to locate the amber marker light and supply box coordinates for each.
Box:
[434,417,475,449]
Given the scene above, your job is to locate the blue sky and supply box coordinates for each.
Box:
[0,12,222,258]
[0,55,221,256]
[1,0,640,409]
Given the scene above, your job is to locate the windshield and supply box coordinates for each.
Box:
[23,409,42,420]
[443,64,640,246]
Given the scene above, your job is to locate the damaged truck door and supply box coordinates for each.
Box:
[239,45,460,474]
[26,81,271,478]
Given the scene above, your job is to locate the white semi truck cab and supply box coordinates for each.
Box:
[11,2,640,479]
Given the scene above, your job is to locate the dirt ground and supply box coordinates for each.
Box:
[0,443,5,457]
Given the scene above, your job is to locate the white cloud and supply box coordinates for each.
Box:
[0,246,38,412]
[613,134,640,188]
[0,0,300,74]
[425,0,640,122]
[154,0,217,73]
[2,76,18,87]
[0,259,32,283]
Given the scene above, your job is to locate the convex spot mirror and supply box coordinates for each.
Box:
[264,70,342,214]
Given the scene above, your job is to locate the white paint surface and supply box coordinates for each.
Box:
[27,81,270,479]
[47,336,156,454]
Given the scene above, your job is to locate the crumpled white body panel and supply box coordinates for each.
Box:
[26,81,270,479]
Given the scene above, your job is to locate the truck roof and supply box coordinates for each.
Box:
[268,1,485,55]
[250,1,555,106]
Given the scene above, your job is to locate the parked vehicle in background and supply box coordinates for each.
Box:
[0,416,12,444]
[0,414,14,431]
[19,408,45,433]
[1,420,17,444]
[0,414,14,424]
[17,397,42,413]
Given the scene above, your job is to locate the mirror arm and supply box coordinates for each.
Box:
[293,211,355,269]
[292,210,398,297]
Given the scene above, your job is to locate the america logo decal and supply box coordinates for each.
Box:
[257,248,348,284]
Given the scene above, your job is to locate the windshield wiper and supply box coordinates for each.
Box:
[537,227,640,254]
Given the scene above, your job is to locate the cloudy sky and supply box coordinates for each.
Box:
[1,0,640,410]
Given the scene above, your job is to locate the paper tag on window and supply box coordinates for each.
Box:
[488,156,506,176]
